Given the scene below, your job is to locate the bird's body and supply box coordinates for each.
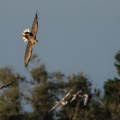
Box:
[22,12,39,67]
[49,89,72,112]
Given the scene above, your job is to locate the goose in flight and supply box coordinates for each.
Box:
[22,12,39,67]
[0,82,13,90]
[82,93,96,105]
[70,90,83,103]
[49,89,73,112]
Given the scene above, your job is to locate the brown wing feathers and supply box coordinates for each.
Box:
[31,12,38,38]
[24,42,34,67]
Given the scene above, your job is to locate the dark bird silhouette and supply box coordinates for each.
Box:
[22,12,39,68]
[70,90,83,103]
[49,89,72,112]
[0,82,13,90]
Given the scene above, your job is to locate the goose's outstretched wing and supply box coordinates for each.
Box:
[49,102,61,113]
[62,89,73,101]
[31,12,38,39]
[83,96,89,105]
[24,42,34,67]
[70,94,77,103]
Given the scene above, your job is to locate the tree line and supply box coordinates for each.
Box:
[0,51,120,120]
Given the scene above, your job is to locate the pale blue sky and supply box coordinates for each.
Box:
[0,0,120,90]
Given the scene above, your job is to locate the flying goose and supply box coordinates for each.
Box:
[82,93,96,105]
[22,12,39,67]
[70,90,83,103]
[49,89,73,112]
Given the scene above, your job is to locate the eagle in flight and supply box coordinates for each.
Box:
[22,12,39,68]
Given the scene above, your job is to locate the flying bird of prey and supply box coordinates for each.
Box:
[70,90,83,103]
[22,12,39,68]
[0,82,13,90]
[49,89,73,112]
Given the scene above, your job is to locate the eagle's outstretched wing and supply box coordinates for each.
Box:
[31,12,38,39]
[24,42,34,67]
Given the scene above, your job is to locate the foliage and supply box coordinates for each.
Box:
[102,51,120,120]
[0,67,24,120]
[0,50,120,119]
